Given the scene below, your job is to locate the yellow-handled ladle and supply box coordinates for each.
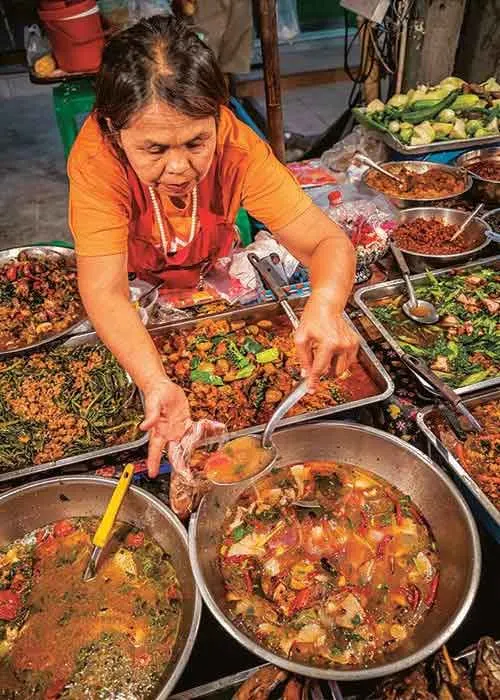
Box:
[82,463,135,582]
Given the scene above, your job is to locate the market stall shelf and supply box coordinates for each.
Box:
[0,334,147,483]
[354,256,500,395]
[417,389,500,543]
[357,126,500,156]
[149,298,394,441]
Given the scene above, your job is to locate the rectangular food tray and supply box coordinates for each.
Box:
[416,388,500,543]
[0,333,148,484]
[150,297,394,442]
[354,255,500,396]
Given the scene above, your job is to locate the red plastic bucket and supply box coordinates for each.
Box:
[38,0,104,73]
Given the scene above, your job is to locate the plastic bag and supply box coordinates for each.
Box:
[24,25,51,67]
[277,0,300,42]
[128,0,172,23]
[320,126,389,177]
[229,231,300,290]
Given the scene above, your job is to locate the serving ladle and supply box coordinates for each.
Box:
[449,203,484,242]
[354,152,406,188]
[390,241,440,325]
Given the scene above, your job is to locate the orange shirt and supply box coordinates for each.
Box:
[68,105,312,257]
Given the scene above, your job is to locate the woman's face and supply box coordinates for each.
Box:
[119,101,217,198]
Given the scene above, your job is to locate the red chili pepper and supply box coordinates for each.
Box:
[124,531,145,548]
[425,573,439,607]
[357,509,369,536]
[36,534,58,558]
[243,569,253,594]
[5,266,17,282]
[53,520,74,538]
[289,584,322,615]
[376,534,393,559]
[165,585,180,601]
[44,679,67,700]
[410,504,425,525]
[403,584,422,612]
[395,502,403,526]
[224,555,250,565]
[10,574,26,593]
[0,589,21,621]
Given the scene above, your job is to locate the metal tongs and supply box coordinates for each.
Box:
[83,463,135,582]
[248,253,300,330]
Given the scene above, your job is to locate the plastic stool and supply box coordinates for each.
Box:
[53,78,96,160]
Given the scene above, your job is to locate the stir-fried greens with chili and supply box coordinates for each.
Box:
[369,266,499,388]
[220,461,439,668]
[431,399,500,511]
[0,251,83,352]
[155,315,379,431]
[0,517,182,699]
[0,344,143,472]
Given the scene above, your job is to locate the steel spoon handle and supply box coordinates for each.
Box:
[449,203,484,242]
[390,242,418,308]
[262,379,309,448]
[355,152,403,184]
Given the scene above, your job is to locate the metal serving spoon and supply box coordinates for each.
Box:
[247,253,299,330]
[354,152,406,187]
[449,203,484,242]
[390,241,440,325]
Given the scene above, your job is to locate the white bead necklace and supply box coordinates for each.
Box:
[148,184,198,256]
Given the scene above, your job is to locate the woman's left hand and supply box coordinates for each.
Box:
[295,291,359,389]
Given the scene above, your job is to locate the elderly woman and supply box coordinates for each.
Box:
[68,15,358,476]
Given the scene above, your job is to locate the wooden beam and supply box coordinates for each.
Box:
[404,0,467,88]
[455,0,500,82]
[257,0,285,162]
[236,66,355,98]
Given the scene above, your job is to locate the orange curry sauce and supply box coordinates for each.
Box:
[0,518,181,699]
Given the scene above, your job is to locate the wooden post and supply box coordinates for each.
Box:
[358,17,380,104]
[404,0,467,88]
[257,0,285,163]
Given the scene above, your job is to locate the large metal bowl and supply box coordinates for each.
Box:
[395,207,493,272]
[455,147,500,205]
[362,161,472,209]
[0,476,201,699]
[189,422,481,681]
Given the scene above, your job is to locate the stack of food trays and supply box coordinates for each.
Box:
[150,297,394,439]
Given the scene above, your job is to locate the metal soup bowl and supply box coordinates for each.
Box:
[455,147,500,205]
[0,476,201,699]
[362,161,472,210]
[395,207,492,272]
[189,422,481,681]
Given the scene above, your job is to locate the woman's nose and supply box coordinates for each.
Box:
[164,149,190,175]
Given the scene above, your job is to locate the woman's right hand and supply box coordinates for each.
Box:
[140,378,192,478]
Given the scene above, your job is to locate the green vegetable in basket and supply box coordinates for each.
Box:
[450,118,467,140]
[439,76,465,91]
[399,90,459,124]
[482,77,500,92]
[410,121,435,146]
[399,124,414,144]
[485,116,499,133]
[432,122,454,138]
[450,94,481,111]
[388,120,401,134]
[366,99,385,114]
[465,119,484,136]
[437,108,456,123]
[387,94,409,109]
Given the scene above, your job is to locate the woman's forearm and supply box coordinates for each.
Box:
[308,232,356,312]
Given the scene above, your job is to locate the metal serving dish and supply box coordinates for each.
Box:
[455,147,500,205]
[417,388,500,543]
[354,255,500,396]
[0,333,148,484]
[189,421,481,681]
[0,245,87,356]
[395,207,493,272]
[374,128,500,156]
[361,161,472,210]
[150,298,394,441]
[0,475,201,698]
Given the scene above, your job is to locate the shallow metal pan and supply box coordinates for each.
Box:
[416,388,500,542]
[354,255,500,396]
[0,245,87,356]
[149,298,394,441]
[373,129,500,156]
[0,333,148,483]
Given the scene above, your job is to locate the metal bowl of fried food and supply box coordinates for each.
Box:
[455,147,500,205]
[393,207,493,272]
[362,161,472,209]
[0,476,201,699]
[189,422,481,681]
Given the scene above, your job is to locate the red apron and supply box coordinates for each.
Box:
[126,157,236,288]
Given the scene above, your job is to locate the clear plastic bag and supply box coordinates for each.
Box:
[128,0,172,23]
[277,0,300,41]
[24,25,51,67]
[320,126,389,176]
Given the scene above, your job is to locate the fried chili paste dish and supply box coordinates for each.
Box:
[369,266,500,388]
[219,461,439,668]
[0,252,83,352]
[155,316,379,431]
[431,399,500,511]
[0,517,182,699]
[393,218,475,255]
[365,165,466,199]
[0,344,143,473]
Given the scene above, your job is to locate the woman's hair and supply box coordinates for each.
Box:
[94,14,228,136]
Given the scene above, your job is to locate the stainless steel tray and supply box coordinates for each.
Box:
[150,298,394,441]
[373,126,500,156]
[416,388,500,541]
[0,333,148,483]
[354,255,500,396]
[0,245,87,356]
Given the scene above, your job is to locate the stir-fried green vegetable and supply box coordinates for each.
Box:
[370,266,500,388]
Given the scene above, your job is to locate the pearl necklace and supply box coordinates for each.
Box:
[148,184,198,256]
